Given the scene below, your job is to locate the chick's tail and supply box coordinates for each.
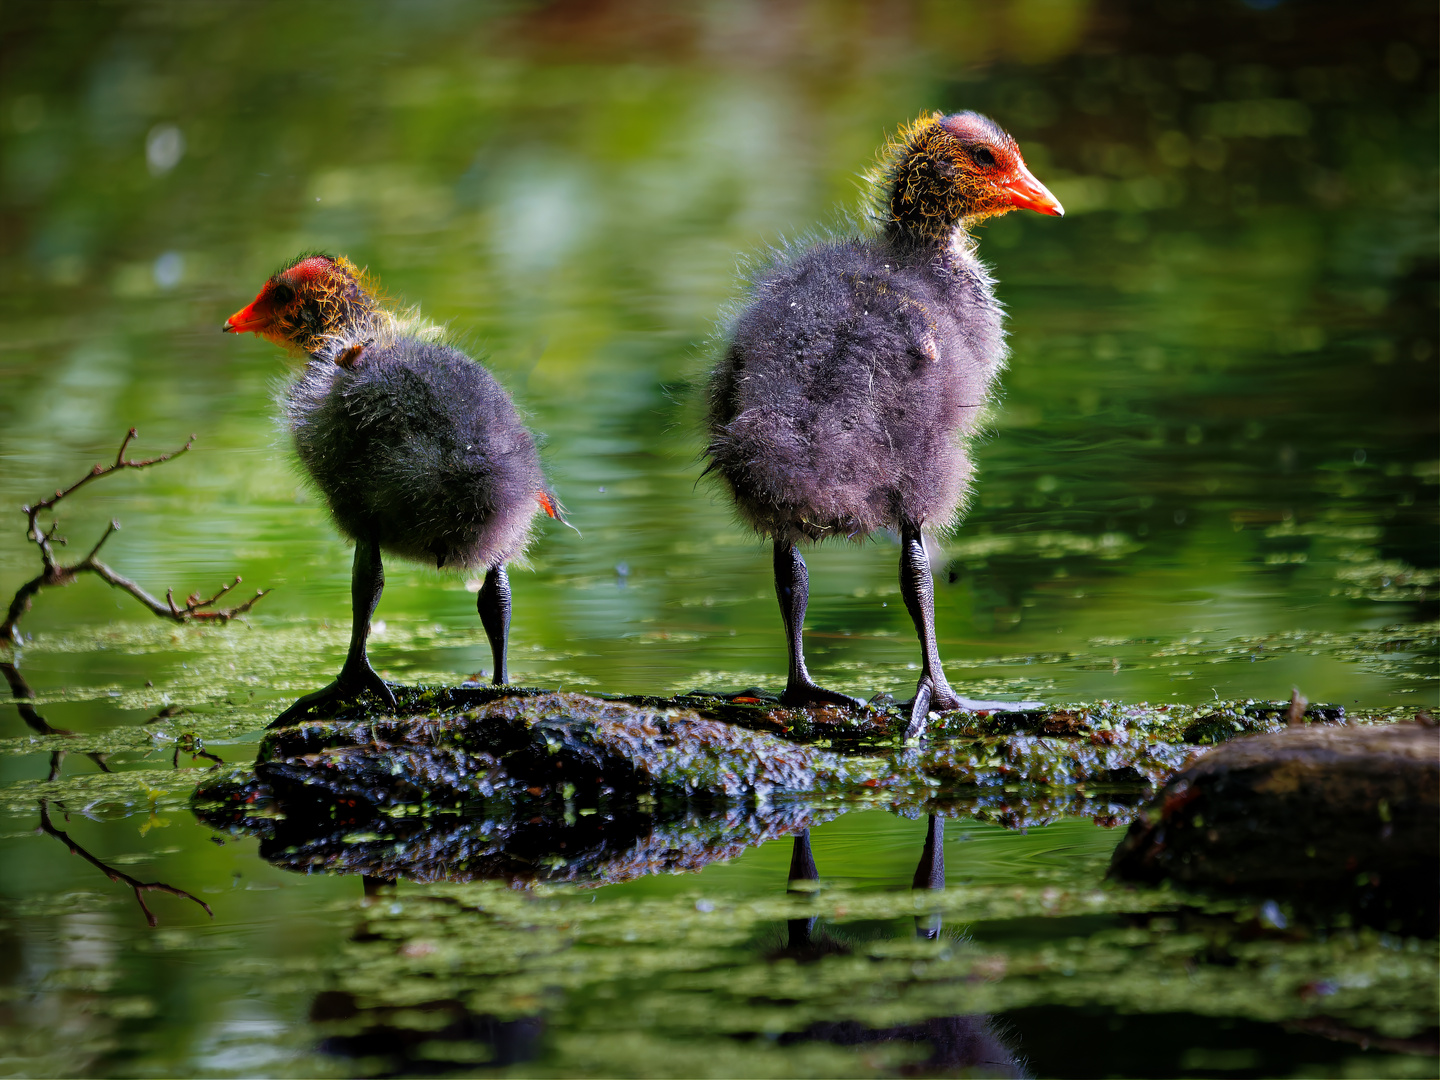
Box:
[536,490,581,536]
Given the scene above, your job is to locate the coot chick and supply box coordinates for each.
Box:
[704,112,1062,732]
[224,254,558,724]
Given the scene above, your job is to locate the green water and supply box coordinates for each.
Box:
[1,1,1436,1076]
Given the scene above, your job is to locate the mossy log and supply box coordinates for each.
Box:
[192,685,1424,889]
[1109,721,1439,934]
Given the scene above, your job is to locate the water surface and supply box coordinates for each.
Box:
[1,1,1435,1075]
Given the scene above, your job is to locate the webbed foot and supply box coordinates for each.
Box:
[903,676,1043,738]
[270,662,398,728]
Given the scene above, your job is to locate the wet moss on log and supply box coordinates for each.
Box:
[191,686,1427,889]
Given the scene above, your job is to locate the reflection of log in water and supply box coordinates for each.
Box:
[302,813,1026,1077]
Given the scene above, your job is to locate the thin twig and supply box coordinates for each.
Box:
[2,429,271,645]
[38,799,213,927]
[26,427,192,522]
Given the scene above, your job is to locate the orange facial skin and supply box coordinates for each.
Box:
[223,253,380,356]
[883,111,1063,246]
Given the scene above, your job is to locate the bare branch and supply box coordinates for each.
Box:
[25,429,194,523]
[39,799,213,926]
[3,429,271,648]
[114,427,136,465]
[84,561,270,626]
[83,520,119,563]
[190,577,239,611]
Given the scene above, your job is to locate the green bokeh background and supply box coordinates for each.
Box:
[0,1,1435,1076]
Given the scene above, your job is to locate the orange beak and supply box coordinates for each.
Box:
[1002,163,1064,217]
[222,295,273,335]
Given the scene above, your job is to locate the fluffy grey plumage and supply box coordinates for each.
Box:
[706,238,1006,545]
[698,110,1062,723]
[285,338,545,571]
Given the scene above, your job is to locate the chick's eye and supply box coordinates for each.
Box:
[269,282,296,305]
[971,147,997,167]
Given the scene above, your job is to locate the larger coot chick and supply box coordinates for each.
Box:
[704,112,1062,732]
[224,254,559,725]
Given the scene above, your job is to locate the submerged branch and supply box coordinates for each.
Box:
[39,798,213,926]
[0,660,68,735]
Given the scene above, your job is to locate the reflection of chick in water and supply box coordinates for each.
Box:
[296,815,1024,1076]
[772,817,1028,1078]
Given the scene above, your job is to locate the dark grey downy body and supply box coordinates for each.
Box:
[707,238,1005,544]
[225,252,558,727]
[287,338,544,572]
[706,238,1017,728]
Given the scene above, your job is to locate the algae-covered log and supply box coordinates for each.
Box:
[256,691,882,803]
[196,690,874,886]
[1110,721,1439,934]
[192,686,1426,890]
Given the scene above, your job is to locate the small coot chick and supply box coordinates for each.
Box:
[224,254,559,724]
[704,112,1062,733]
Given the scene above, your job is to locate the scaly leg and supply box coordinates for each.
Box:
[478,565,511,685]
[900,524,961,734]
[272,536,397,727]
[774,542,862,709]
[900,525,1042,736]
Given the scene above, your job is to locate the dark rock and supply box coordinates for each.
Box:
[1109,722,1439,933]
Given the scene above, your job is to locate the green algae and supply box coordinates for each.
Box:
[1,767,202,819]
[259,851,1437,1077]
[2,616,1430,773]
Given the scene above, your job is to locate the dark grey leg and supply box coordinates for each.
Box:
[912,814,944,939]
[900,524,961,734]
[773,542,861,709]
[478,565,511,686]
[272,536,396,726]
[899,525,1043,736]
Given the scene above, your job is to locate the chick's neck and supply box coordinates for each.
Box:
[881,122,999,255]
